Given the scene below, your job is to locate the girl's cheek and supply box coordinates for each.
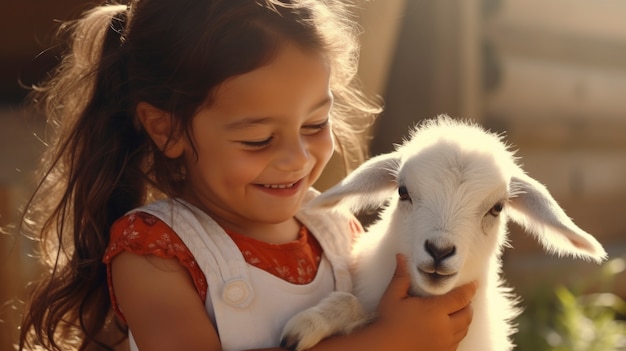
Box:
[320,129,335,161]
[234,153,276,180]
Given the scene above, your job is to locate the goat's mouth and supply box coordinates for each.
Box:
[418,266,457,284]
[423,271,457,282]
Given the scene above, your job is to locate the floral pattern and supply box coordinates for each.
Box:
[224,225,323,285]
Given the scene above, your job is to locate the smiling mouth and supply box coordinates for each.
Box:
[262,183,296,189]
[259,178,302,189]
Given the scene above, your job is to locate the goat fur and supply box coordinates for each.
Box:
[281,116,607,351]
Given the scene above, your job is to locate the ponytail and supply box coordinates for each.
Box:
[19,5,142,350]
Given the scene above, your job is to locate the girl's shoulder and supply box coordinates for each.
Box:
[106,211,189,258]
[104,211,208,301]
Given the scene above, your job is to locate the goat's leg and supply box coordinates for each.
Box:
[280,291,372,351]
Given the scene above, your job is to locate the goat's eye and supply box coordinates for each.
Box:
[488,201,504,217]
[398,186,411,202]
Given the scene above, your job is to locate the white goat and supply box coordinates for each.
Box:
[281,116,607,351]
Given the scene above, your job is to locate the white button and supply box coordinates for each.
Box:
[222,279,253,308]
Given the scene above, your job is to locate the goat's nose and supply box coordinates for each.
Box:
[424,240,456,263]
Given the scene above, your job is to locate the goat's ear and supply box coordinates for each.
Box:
[309,152,400,212]
[507,171,607,263]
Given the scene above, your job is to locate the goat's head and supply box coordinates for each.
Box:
[310,116,607,296]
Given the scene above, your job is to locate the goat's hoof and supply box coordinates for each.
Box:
[279,335,298,351]
[280,334,304,351]
[280,331,320,351]
[280,310,329,351]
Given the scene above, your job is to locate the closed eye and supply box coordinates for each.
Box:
[301,119,330,135]
[240,136,273,149]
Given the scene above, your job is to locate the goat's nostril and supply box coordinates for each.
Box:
[424,241,456,262]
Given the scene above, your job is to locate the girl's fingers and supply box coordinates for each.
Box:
[450,303,474,340]
[436,281,477,315]
[382,254,412,300]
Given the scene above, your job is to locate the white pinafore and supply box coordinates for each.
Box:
[126,192,353,350]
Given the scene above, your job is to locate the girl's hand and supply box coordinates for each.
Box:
[374,254,476,351]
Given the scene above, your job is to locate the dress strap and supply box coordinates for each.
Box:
[134,199,256,308]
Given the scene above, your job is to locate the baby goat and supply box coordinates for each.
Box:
[281,116,607,351]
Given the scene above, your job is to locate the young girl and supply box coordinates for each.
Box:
[18,1,476,350]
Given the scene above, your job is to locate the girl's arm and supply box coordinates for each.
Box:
[111,252,222,351]
[112,253,475,351]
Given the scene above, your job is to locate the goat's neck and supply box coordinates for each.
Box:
[458,256,517,351]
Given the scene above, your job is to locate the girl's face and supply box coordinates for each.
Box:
[181,43,334,237]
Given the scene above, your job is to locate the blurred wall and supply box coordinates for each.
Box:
[1,1,90,349]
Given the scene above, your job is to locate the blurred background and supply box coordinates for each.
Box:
[1,0,625,350]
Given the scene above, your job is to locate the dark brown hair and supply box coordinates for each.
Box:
[18,0,379,349]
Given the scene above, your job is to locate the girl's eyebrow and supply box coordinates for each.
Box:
[225,116,274,130]
[225,95,333,130]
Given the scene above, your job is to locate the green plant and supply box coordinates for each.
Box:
[515,256,626,351]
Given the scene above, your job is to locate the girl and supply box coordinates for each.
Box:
[18,0,476,350]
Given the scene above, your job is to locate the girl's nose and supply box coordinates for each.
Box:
[275,137,309,172]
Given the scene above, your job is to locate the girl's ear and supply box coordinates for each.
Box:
[136,102,185,158]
